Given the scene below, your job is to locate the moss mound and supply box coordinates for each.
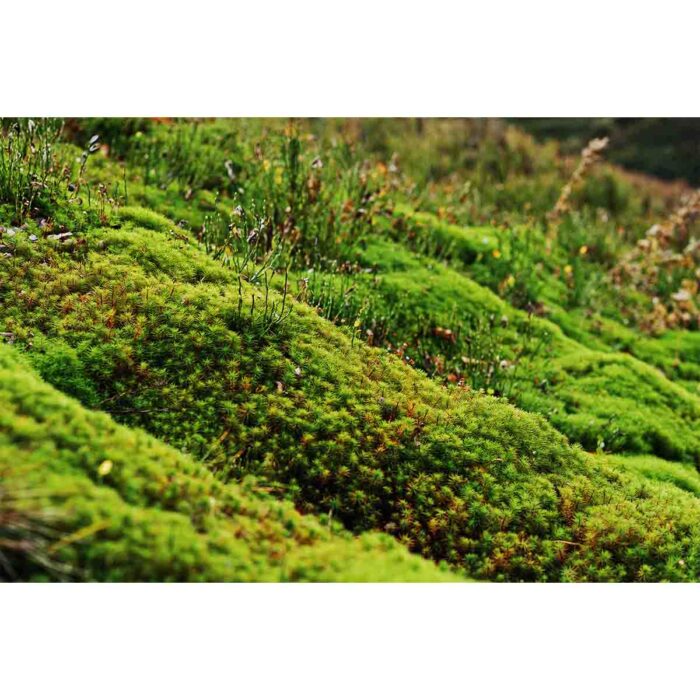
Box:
[518,351,700,462]
[608,454,700,498]
[0,345,458,582]
[316,231,700,464]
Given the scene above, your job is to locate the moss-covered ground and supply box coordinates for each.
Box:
[0,344,459,581]
[2,117,700,581]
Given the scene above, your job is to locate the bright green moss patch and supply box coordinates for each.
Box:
[359,237,509,317]
[308,235,700,464]
[547,310,700,382]
[3,117,700,582]
[3,222,700,580]
[394,207,499,262]
[0,344,457,582]
[607,454,700,497]
[558,475,700,582]
[635,331,700,385]
[116,206,189,237]
[519,351,700,463]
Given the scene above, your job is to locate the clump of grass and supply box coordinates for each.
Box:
[200,208,292,336]
[120,119,240,193]
[647,188,700,246]
[457,311,550,397]
[142,121,393,270]
[0,118,65,223]
[483,227,548,309]
[235,267,292,338]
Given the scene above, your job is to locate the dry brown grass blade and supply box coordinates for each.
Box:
[549,136,610,226]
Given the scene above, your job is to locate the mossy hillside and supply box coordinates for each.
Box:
[9,136,697,466]
[2,223,581,579]
[4,117,700,582]
[381,214,700,461]
[0,345,457,582]
[307,235,700,463]
[303,235,569,398]
[4,222,700,580]
[59,120,672,340]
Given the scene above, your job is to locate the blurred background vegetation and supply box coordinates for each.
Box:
[511,118,700,185]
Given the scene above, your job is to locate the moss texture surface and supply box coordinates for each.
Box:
[2,117,700,581]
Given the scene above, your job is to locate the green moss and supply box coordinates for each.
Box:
[3,221,700,580]
[394,206,499,262]
[547,309,700,374]
[519,351,700,463]
[4,117,700,582]
[307,234,700,464]
[607,454,700,497]
[559,478,700,582]
[635,331,700,384]
[26,335,100,408]
[0,344,457,582]
[117,206,188,237]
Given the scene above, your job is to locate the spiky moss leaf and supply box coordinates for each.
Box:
[0,344,458,582]
[3,223,700,580]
